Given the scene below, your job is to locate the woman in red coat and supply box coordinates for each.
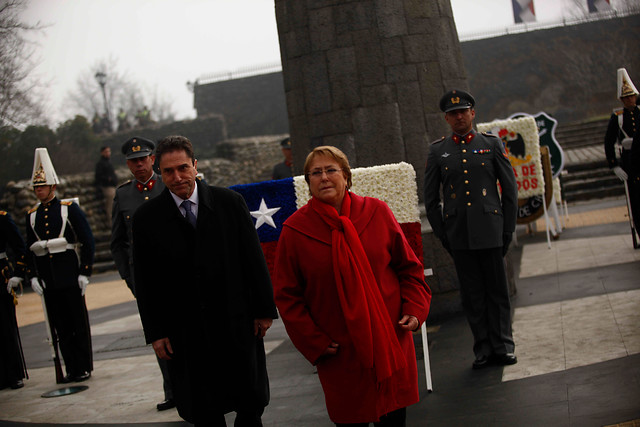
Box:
[273,146,432,426]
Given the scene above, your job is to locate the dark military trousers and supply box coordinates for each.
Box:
[452,246,515,357]
[44,287,93,376]
[0,291,26,388]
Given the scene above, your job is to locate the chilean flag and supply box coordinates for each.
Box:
[230,162,424,277]
[512,0,536,23]
[588,0,612,12]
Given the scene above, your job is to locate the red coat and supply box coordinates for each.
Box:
[273,193,431,423]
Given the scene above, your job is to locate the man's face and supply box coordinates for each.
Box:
[159,150,198,200]
[33,185,55,203]
[126,155,155,183]
[101,147,111,159]
[445,108,475,135]
[621,94,637,110]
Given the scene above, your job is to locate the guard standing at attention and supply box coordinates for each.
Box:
[110,136,174,412]
[424,90,518,370]
[604,68,640,246]
[1,210,28,390]
[26,148,95,383]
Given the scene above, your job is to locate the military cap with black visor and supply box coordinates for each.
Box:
[439,89,475,113]
[122,137,155,160]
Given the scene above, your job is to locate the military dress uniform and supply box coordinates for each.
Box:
[424,90,518,365]
[604,68,640,237]
[0,211,28,389]
[26,196,95,381]
[111,172,164,296]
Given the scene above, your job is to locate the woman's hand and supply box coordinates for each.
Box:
[322,342,339,356]
[398,314,419,331]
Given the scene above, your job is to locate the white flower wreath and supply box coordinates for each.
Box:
[478,116,545,198]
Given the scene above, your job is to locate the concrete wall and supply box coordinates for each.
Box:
[193,14,640,134]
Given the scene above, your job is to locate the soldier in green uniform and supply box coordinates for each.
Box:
[424,90,518,370]
[110,136,174,411]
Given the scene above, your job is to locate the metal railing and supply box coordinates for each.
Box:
[459,9,637,42]
[195,62,282,86]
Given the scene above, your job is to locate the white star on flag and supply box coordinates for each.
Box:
[250,198,281,229]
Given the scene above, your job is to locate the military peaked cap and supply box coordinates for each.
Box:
[440,89,475,113]
[122,137,155,160]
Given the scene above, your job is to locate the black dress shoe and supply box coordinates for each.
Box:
[61,375,74,384]
[10,380,24,389]
[472,354,491,370]
[74,371,91,382]
[493,353,518,366]
[156,399,176,411]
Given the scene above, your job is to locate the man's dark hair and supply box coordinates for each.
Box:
[100,146,110,152]
[156,135,195,164]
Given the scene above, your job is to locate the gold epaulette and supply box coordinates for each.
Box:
[0,211,6,216]
[27,206,38,214]
[431,136,445,145]
[613,108,624,116]
[61,200,73,206]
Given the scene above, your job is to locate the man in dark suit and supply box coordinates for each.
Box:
[110,137,174,412]
[424,90,518,370]
[132,135,278,426]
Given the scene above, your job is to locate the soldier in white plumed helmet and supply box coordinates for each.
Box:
[25,148,96,383]
[604,68,640,247]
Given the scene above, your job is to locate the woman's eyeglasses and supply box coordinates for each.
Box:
[307,168,342,179]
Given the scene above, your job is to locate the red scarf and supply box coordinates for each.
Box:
[311,193,406,382]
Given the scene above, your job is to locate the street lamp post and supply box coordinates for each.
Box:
[94,71,111,132]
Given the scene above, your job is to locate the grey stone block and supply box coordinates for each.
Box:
[310,7,335,51]
[374,0,408,38]
[353,103,404,167]
[361,84,395,106]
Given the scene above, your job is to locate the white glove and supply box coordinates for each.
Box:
[613,166,628,181]
[7,277,22,294]
[78,275,89,296]
[31,277,45,296]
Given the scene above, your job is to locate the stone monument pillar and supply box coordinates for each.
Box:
[274,0,468,192]
[274,0,471,319]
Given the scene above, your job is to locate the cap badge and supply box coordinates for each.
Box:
[33,163,46,184]
[132,145,141,152]
[451,96,460,104]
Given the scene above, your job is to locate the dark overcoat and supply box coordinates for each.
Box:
[132,181,278,423]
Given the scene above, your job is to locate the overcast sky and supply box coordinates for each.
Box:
[19,0,606,126]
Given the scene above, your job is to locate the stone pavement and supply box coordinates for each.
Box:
[1,196,639,426]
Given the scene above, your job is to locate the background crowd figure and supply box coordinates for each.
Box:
[91,106,153,135]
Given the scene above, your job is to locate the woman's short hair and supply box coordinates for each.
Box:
[303,146,352,189]
[156,135,195,164]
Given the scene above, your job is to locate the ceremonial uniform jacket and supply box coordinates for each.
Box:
[110,173,164,292]
[424,130,518,251]
[132,181,277,422]
[604,105,640,168]
[25,198,94,288]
